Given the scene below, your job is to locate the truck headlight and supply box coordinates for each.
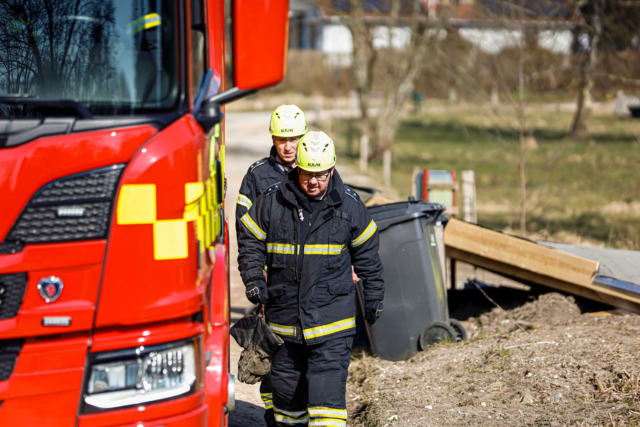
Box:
[82,338,201,413]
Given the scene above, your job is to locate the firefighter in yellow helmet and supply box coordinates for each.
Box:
[236,104,307,221]
[237,131,385,426]
[235,104,307,426]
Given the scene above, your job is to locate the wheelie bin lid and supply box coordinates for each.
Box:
[368,200,446,232]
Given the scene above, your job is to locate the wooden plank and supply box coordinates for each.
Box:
[444,219,598,287]
[427,182,458,190]
[364,195,396,207]
[446,247,640,314]
[445,206,459,215]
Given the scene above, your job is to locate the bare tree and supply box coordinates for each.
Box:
[570,0,603,142]
[342,0,442,160]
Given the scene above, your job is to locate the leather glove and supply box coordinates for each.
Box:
[246,280,268,305]
[365,300,383,326]
[237,342,271,385]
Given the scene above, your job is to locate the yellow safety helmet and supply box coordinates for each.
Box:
[295,131,336,172]
[269,105,307,137]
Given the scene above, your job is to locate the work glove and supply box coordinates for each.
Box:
[237,342,271,385]
[246,279,268,305]
[365,300,383,326]
[230,314,284,385]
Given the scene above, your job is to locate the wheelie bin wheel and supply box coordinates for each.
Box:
[419,321,456,350]
[448,318,468,342]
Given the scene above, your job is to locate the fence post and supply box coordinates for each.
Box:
[461,170,477,223]
[383,149,392,186]
[359,135,369,172]
[324,115,333,136]
[347,121,354,157]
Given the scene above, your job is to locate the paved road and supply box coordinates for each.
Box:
[225,112,272,426]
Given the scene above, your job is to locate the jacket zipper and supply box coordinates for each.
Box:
[293,208,301,282]
[294,207,302,340]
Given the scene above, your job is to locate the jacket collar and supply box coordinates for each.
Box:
[269,146,293,175]
[280,168,345,208]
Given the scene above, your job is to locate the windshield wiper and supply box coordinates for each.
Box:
[0,96,93,119]
[2,94,36,98]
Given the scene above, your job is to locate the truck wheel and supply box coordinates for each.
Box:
[448,318,468,342]
[419,321,456,350]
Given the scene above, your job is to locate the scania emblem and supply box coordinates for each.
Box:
[37,276,64,303]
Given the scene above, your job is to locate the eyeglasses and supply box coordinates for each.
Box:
[299,171,331,182]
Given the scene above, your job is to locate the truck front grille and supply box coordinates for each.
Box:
[1,165,124,246]
[8,203,112,244]
[0,339,24,381]
[0,274,28,320]
[32,167,122,204]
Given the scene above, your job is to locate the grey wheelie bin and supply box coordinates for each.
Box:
[359,201,458,361]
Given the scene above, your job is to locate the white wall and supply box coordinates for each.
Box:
[459,28,573,55]
[320,24,573,66]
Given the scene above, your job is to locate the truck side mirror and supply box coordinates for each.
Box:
[232,0,289,90]
[194,71,223,133]
[196,100,223,133]
[196,0,289,125]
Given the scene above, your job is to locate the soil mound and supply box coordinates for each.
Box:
[467,292,581,337]
[347,293,640,426]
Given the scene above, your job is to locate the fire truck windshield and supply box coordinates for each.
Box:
[0,0,178,116]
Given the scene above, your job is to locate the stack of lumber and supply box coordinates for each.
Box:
[444,219,640,314]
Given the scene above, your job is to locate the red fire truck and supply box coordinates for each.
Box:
[0,0,289,425]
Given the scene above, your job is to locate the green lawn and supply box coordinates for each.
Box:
[334,104,640,249]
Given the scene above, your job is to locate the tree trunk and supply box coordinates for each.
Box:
[347,0,436,161]
[571,1,603,142]
[518,23,527,236]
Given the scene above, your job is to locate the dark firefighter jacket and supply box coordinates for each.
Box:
[237,169,385,345]
[236,146,291,222]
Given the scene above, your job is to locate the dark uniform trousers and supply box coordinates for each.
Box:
[271,337,352,427]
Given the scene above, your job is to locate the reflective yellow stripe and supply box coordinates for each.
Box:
[129,13,161,35]
[351,220,377,247]
[261,393,273,409]
[241,213,266,241]
[117,184,156,225]
[309,419,347,427]
[118,180,218,261]
[303,318,356,340]
[267,243,296,254]
[274,407,307,417]
[303,244,346,255]
[237,194,252,209]
[308,407,347,420]
[274,414,310,424]
[274,407,309,424]
[153,219,188,260]
[185,182,204,204]
[269,322,297,337]
[266,243,347,255]
[183,204,200,222]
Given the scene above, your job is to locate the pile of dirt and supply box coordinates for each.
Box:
[465,293,582,338]
[347,294,640,426]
